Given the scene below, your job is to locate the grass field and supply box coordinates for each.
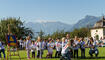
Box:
[1,47,105,60]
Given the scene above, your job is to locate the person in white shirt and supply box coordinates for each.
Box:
[46,40,54,58]
[19,38,23,50]
[62,37,67,48]
[60,41,71,60]
[55,38,61,58]
[36,37,43,58]
[31,41,36,58]
[26,36,31,59]
[66,34,74,58]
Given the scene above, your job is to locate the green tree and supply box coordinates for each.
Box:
[50,30,66,39]
[39,30,44,40]
[0,17,34,42]
[70,28,90,38]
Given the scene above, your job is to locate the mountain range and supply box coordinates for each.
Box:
[24,21,72,35]
[24,15,102,35]
[72,15,100,29]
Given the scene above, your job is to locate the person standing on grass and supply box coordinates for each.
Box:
[98,37,103,47]
[46,40,54,58]
[73,36,79,58]
[26,36,31,59]
[51,39,55,49]
[55,38,61,58]
[43,39,47,49]
[0,39,5,59]
[80,38,85,58]
[42,39,46,54]
[66,34,73,58]
[61,37,67,57]
[62,37,67,49]
[36,37,43,58]
[23,39,26,50]
[31,41,36,58]
[19,38,23,50]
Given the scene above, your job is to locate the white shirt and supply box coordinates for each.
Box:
[62,42,67,48]
[19,40,23,45]
[26,40,31,50]
[61,47,66,54]
[61,44,69,54]
[31,44,36,52]
[61,42,67,54]
[55,42,61,51]
[36,42,42,50]
[23,41,26,47]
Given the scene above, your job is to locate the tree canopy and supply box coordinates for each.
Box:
[0,17,33,42]
[70,28,90,38]
[43,28,90,40]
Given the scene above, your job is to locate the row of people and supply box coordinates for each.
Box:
[24,35,100,60]
[0,34,102,59]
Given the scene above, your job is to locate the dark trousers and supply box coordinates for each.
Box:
[32,52,35,58]
[74,49,78,58]
[55,51,60,58]
[0,49,5,58]
[70,50,73,58]
[89,49,99,57]
[37,50,43,58]
[37,50,40,58]
[60,52,71,60]
[20,45,22,50]
[81,48,85,58]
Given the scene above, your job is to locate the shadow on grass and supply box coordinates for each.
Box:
[8,57,105,60]
[8,57,59,59]
[73,56,105,59]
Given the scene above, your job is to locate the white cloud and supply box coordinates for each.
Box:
[35,19,57,23]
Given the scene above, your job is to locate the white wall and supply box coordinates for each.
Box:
[91,28,103,40]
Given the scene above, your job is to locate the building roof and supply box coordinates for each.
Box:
[94,16,105,28]
[91,27,105,29]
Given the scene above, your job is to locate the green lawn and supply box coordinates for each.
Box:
[1,47,105,60]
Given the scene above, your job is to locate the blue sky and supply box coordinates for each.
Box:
[0,0,105,24]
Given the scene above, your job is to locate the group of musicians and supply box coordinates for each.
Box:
[0,34,101,60]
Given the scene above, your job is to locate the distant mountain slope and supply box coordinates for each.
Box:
[24,15,102,35]
[24,21,72,35]
[72,15,100,29]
